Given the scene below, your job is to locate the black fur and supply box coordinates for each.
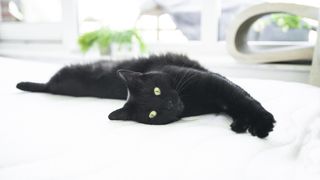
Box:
[17,53,275,138]
[16,82,47,92]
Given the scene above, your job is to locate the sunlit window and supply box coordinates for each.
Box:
[78,0,203,43]
[0,0,61,23]
[135,14,188,42]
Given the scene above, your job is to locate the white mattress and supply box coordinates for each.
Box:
[0,57,320,180]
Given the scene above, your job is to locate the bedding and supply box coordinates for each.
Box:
[0,56,320,180]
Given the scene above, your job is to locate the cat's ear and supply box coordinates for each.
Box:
[108,107,131,120]
[117,69,142,82]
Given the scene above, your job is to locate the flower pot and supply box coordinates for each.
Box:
[248,22,309,41]
[99,46,111,56]
[110,42,139,59]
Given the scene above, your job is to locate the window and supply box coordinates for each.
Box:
[0,0,61,23]
[78,0,207,43]
[76,0,222,56]
[135,14,190,43]
[0,0,221,56]
[0,0,78,50]
[0,0,62,42]
[1,0,318,58]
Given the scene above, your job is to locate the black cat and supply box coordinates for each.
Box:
[17,53,275,138]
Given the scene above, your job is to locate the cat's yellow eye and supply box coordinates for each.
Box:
[149,110,157,119]
[154,87,161,96]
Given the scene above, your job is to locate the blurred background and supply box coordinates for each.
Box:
[0,0,319,82]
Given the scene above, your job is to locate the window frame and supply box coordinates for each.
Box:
[0,23,62,41]
[0,0,79,50]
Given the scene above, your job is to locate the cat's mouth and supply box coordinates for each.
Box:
[164,98,184,117]
[175,98,184,115]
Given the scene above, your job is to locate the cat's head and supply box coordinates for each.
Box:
[108,69,184,125]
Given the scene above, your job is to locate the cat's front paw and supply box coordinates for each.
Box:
[230,120,249,133]
[248,112,275,138]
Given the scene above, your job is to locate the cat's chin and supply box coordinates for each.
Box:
[176,99,184,115]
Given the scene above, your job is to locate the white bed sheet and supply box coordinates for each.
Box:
[0,57,320,180]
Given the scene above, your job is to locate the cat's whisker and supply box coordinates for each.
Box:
[175,70,189,92]
[180,94,191,98]
[179,71,195,93]
[177,75,191,93]
[173,70,182,90]
[176,70,191,93]
[173,72,180,90]
[180,71,195,89]
[174,63,190,91]
[178,73,197,93]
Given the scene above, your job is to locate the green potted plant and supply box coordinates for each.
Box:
[78,27,146,56]
[250,13,312,41]
[270,13,311,32]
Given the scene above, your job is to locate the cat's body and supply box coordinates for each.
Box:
[17,54,275,138]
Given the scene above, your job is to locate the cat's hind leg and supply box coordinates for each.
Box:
[16,65,106,97]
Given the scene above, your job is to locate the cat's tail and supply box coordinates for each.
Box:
[16,82,48,92]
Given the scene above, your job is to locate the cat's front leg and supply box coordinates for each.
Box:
[208,74,276,138]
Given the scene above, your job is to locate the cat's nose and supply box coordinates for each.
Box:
[167,100,174,109]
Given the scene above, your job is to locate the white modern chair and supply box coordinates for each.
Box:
[226,3,320,86]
